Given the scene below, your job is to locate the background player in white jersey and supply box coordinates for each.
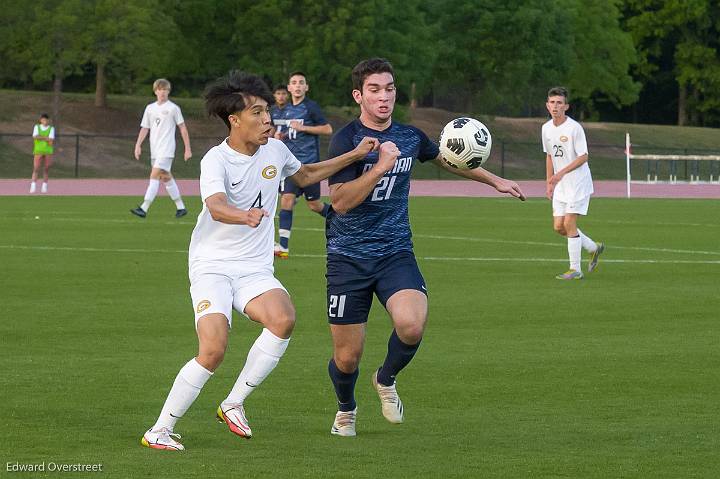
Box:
[324,58,526,437]
[131,78,192,219]
[141,70,378,451]
[543,86,604,280]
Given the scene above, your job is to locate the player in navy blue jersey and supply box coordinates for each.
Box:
[326,58,526,437]
[273,72,333,258]
[270,84,288,138]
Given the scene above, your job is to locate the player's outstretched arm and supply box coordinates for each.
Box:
[205,193,268,227]
[290,136,378,188]
[432,155,526,201]
[134,128,149,161]
[331,141,401,215]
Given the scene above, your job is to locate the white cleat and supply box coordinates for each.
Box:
[29,183,36,194]
[141,427,184,451]
[41,183,48,193]
[331,408,357,437]
[217,402,252,439]
[372,370,404,424]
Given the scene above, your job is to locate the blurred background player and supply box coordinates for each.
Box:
[324,58,525,436]
[140,70,377,451]
[543,86,604,280]
[274,71,333,258]
[131,78,192,218]
[30,113,54,193]
[270,84,289,138]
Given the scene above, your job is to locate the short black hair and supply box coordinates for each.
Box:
[204,70,273,129]
[288,71,306,81]
[352,58,394,91]
[548,86,569,101]
[274,84,289,93]
[40,113,49,119]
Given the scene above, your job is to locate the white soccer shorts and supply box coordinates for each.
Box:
[189,267,287,328]
[152,157,174,172]
[553,195,590,216]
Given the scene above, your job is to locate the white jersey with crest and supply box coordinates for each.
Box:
[542,116,593,202]
[140,100,185,159]
[188,138,301,273]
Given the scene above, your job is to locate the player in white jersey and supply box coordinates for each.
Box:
[542,86,604,280]
[131,78,192,219]
[140,70,378,451]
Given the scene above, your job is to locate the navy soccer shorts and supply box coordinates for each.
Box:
[281,178,321,201]
[326,250,427,325]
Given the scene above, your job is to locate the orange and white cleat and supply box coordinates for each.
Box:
[141,427,184,451]
[217,403,252,439]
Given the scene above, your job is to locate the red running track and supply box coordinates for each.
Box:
[0,179,718,198]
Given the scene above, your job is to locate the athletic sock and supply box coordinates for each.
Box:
[141,179,160,212]
[278,209,293,250]
[224,329,290,405]
[318,203,331,217]
[377,330,421,386]
[328,359,358,412]
[568,235,582,272]
[164,179,185,210]
[577,229,598,253]
[152,358,213,431]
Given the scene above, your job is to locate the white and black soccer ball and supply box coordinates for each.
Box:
[439,118,492,170]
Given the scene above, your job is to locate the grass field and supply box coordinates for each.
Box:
[1,196,719,478]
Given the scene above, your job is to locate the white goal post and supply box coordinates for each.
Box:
[625,133,720,197]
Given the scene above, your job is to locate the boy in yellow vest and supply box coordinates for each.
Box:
[30,113,54,193]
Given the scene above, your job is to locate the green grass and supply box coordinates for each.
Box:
[1,196,719,478]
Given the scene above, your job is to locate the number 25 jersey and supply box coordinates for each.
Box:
[542,116,593,202]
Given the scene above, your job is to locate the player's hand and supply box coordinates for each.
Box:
[184,149,192,162]
[245,208,269,228]
[353,137,379,158]
[289,120,304,132]
[134,145,142,161]
[545,181,554,200]
[374,141,400,174]
[495,179,526,201]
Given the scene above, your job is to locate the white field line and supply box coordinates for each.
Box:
[0,245,719,265]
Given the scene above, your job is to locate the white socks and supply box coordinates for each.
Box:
[568,236,582,272]
[164,179,185,210]
[153,358,213,432]
[224,329,290,405]
[141,179,160,212]
[577,229,598,253]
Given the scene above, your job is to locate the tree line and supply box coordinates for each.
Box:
[1,0,717,127]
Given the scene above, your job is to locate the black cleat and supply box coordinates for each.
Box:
[175,208,188,218]
[130,206,147,218]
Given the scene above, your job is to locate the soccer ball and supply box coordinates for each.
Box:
[439,118,492,170]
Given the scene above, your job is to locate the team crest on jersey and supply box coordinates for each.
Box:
[196,300,211,314]
[262,165,277,179]
[559,135,568,142]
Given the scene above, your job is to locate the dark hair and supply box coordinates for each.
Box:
[204,70,273,129]
[40,113,49,119]
[548,86,569,101]
[352,58,394,91]
[288,71,306,81]
[274,84,289,93]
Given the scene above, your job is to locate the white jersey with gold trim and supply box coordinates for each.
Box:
[188,138,301,272]
[542,116,593,202]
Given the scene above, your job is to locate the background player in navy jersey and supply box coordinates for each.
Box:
[325,58,526,436]
[270,84,289,138]
[274,71,333,258]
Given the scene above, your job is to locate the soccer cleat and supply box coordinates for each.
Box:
[141,427,184,451]
[217,403,252,439]
[588,242,605,273]
[175,208,188,218]
[41,183,48,193]
[130,206,147,218]
[331,408,357,437]
[555,269,584,280]
[29,183,36,194]
[274,244,289,259]
[372,370,404,424]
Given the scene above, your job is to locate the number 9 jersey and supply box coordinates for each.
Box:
[189,138,301,271]
[326,119,439,259]
[542,116,593,203]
